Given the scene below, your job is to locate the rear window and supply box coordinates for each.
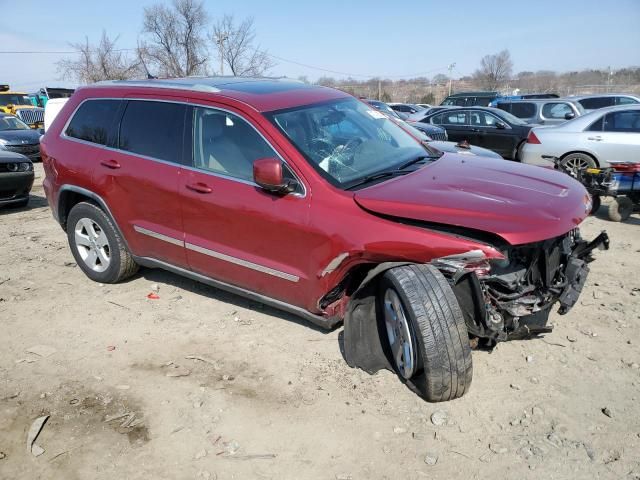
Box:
[509,103,536,119]
[118,100,186,163]
[541,102,573,119]
[579,97,615,110]
[65,99,122,146]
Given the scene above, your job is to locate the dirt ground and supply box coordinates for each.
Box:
[1,164,639,480]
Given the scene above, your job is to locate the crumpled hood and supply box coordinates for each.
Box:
[0,129,41,145]
[353,154,591,245]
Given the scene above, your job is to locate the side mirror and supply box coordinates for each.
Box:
[495,121,507,129]
[564,112,575,120]
[253,157,297,194]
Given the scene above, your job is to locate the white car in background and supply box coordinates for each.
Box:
[44,98,69,132]
[521,105,640,171]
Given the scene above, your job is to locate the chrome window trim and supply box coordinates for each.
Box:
[59,97,308,198]
[132,224,300,283]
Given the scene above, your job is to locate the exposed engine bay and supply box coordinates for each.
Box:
[447,230,610,343]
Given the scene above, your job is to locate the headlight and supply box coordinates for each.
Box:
[431,249,493,278]
[6,162,18,172]
[19,162,32,171]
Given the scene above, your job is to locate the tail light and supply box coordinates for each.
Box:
[527,131,541,144]
[610,162,640,172]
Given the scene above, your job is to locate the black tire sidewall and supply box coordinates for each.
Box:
[66,203,123,283]
[590,195,601,215]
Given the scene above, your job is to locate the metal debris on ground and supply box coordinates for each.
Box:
[26,415,49,457]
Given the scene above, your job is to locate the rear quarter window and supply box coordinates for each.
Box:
[509,103,536,119]
[579,97,615,110]
[65,99,122,146]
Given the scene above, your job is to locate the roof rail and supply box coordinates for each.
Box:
[94,80,221,93]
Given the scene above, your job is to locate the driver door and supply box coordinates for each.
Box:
[179,103,315,308]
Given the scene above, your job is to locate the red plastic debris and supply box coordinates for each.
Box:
[147,292,160,300]
[106,346,116,351]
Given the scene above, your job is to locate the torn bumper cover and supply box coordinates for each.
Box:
[449,230,609,342]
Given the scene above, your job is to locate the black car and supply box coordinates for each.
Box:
[0,150,34,208]
[406,121,448,141]
[417,107,534,160]
[0,113,42,162]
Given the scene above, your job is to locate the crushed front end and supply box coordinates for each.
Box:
[436,230,609,343]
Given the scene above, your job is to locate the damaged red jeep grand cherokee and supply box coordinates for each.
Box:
[41,78,609,402]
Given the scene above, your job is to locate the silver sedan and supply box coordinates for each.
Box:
[521,105,640,171]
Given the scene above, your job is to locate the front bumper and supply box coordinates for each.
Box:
[450,230,609,342]
[0,171,34,205]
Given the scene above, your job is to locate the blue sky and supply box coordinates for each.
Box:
[1,0,639,91]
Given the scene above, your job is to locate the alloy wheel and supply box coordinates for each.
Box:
[74,217,111,273]
[383,289,417,379]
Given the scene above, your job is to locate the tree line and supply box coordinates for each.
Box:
[57,0,274,83]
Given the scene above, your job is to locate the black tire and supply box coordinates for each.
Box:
[66,201,139,283]
[608,196,633,222]
[590,195,601,215]
[380,264,472,402]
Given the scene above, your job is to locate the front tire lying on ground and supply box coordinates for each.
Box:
[379,264,472,402]
[67,201,139,283]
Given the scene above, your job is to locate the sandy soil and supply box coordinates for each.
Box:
[1,164,639,480]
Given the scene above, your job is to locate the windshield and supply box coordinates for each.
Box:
[0,116,30,131]
[494,109,528,125]
[0,94,33,107]
[270,98,432,188]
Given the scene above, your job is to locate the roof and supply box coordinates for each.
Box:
[445,91,499,97]
[89,76,349,112]
[566,93,640,100]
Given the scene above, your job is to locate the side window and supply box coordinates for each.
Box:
[65,99,122,146]
[119,101,185,162]
[586,116,604,132]
[429,113,444,125]
[580,97,615,110]
[603,111,640,133]
[192,107,276,182]
[541,102,572,119]
[441,112,468,125]
[510,103,536,118]
[617,97,639,105]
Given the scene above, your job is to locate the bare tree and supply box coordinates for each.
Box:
[57,31,141,83]
[140,0,209,77]
[212,15,275,76]
[473,50,513,90]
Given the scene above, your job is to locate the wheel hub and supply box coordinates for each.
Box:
[74,217,111,273]
[383,289,416,379]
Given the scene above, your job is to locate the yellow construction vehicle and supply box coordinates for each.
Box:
[0,84,45,129]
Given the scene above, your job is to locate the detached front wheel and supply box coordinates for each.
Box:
[380,264,473,402]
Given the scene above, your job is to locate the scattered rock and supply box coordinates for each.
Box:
[526,355,534,363]
[529,376,540,384]
[430,410,449,426]
[224,440,240,455]
[603,450,622,464]
[0,451,6,460]
[510,383,521,391]
[336,474,353,480]
[423,452,438,466]
[393,426,406,434]
[150,283,160,292]
[517,446,533,459]
[222,374,235,381]
[489,443,508,454]
[583,443,596,461]
[194,449,208,460]
[601,407,613,418]
[382,445,391,454]
[566,335,577,343]
[166,365,191,377]
[25,345,57,357]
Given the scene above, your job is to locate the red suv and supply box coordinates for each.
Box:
[42,78,608,402]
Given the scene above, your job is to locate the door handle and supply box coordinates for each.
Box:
[100,159,121,169]
[587,136,603,141]
[186,182,212,194]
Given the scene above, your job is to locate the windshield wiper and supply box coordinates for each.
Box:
[395,154,439,171]
[345,170,411,190]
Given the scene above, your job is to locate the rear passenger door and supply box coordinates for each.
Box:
[179,103,314,308]
[92,98,188,266]
[431,111,473,143]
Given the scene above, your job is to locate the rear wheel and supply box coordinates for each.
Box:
[67,202,139,283]
[561,153,596,173]
[608,196,633,222]
[380,264,472,402]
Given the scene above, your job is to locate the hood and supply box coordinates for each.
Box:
[0,129,41,145]
[353,154,590,245]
